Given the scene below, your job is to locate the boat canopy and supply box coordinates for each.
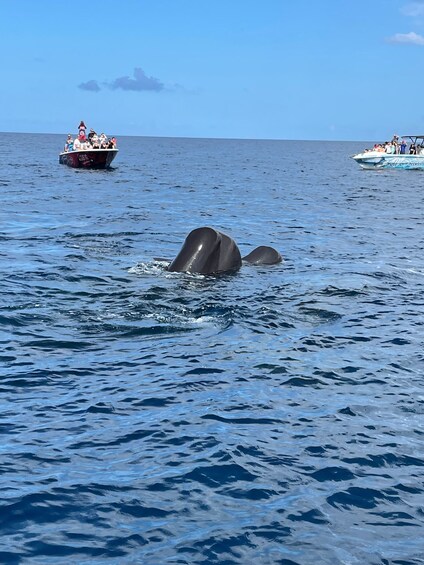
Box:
[401,135,424,141]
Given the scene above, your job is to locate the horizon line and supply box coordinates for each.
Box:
[0,130,372,143]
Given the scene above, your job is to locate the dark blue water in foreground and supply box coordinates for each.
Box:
[1,133,423,564]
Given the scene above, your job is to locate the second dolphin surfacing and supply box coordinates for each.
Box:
[167,227,282,275]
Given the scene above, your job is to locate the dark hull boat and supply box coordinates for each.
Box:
[59,148,118,169]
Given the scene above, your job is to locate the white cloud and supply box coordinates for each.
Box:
[387,31,424,44]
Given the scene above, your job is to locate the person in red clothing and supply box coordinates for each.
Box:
[78,120,87,141]
[107,137,117,148]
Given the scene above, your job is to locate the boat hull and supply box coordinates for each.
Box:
[59,149,118,169]
[352,151,424,170]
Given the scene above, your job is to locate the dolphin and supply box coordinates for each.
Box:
[167,227,242,274]
[166,227,282,275]
[242,245,282,265]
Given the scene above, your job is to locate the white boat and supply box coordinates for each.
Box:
[352,135,424,170]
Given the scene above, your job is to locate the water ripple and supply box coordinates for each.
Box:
[1,135,424,564]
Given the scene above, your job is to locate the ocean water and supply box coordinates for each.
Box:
[1,132,423,565]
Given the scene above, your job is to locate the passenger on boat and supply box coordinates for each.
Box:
[390,135,399,153]
[73,136,82,151]
[107,137,117,149]
[99,133,108,148]
[78,120,87,141]
[409,143,416,155]
[90,133,100,148]
[400,139,407,154]
[64,135,74,152]
[87,128,96,142]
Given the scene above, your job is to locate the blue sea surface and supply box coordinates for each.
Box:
[1,132,423,564]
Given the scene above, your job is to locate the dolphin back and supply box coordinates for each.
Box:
[216,231,242,273]
[168,227,242,274]
[242,245,282,265]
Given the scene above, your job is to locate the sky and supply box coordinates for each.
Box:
[2,0,424,141]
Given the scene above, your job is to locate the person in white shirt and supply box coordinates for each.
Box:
[99,133,107,148]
